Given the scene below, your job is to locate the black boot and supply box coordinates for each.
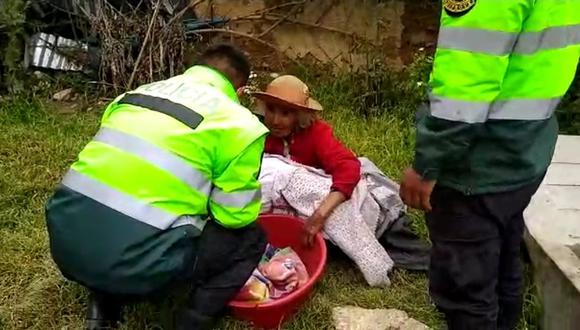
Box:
[85,293,122,330]
[174,308,214,330]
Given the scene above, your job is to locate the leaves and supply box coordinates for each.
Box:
[0,0,31,93]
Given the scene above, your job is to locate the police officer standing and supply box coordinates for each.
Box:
[45,44,268,330]
[400,0,580,329]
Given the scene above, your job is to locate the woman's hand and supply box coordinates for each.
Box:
[301,190,346,247]
[302,210,327,247]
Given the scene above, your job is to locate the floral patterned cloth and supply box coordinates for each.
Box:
[259,154,406,287]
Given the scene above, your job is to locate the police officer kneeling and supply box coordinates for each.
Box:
[45,44,269,330]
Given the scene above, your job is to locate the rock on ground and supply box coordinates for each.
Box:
[333,306,430,330]
[52,88,74,101]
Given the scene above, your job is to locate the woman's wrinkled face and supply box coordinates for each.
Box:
[264,104,298,138]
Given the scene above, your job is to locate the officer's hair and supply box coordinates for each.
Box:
[199,43,251,86]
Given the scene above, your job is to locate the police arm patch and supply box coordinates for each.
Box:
[444,0,477,17]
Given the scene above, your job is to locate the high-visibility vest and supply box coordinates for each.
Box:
[61,65,268,233]
[414,0,580,194]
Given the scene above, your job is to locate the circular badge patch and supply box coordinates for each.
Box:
[444,0,477,17]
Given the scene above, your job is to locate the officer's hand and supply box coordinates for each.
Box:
[400,167,436,212]
[302,211,326,248]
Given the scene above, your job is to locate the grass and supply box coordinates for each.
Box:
[0,67,541,329]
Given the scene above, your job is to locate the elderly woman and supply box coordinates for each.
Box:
[251,75,361,246]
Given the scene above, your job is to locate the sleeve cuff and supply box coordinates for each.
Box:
[413,163,440,181]
[330,184,354,199]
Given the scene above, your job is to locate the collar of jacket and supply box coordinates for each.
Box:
[183,65,239,104]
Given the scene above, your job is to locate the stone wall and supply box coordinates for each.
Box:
[196,0,439,69]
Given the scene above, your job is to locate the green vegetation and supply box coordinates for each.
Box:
[0,0,31,92]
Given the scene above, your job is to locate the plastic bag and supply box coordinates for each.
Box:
[234,269,271,302]
[259,247,309,299]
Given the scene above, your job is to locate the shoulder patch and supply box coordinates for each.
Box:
[444,0,477,17]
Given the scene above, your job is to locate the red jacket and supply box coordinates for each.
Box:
[264,120,361,198]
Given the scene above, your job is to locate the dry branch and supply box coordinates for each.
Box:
[128,0,162,89]
[315,0,337,24]
[258,5,300,38]
[166,0,206,28]
[227,1,306,22]
[88,0,186,90]
[257,1,306,15]
[232,14,361,39]
[192,28,300,66]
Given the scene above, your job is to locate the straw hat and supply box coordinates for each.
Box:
[251,75,323,113]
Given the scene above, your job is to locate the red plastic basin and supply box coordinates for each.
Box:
[228,214,327,329]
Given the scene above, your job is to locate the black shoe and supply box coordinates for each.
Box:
[174,308,214,330]
[85,293,122,330]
